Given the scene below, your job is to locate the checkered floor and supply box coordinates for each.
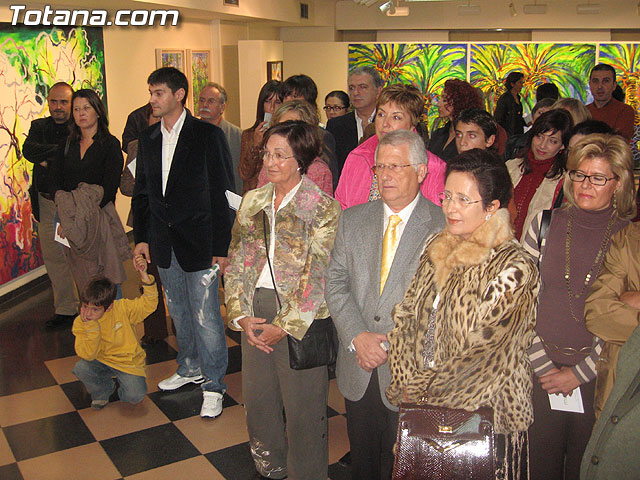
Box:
[0,280,351,479]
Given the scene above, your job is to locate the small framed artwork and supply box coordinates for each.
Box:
[267,61,283,82]
[224,0,239,5]
[155,48,186,72]
[187,49,212,113]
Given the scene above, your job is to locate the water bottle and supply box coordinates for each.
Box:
[201,264,221,288]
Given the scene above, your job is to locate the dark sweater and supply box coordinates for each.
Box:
[536,206,628,365]
[50,132,124,208]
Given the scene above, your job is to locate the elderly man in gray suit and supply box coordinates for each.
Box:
[326,129,446,480]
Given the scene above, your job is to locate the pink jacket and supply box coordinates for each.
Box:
[256,157,334,197]
[334,134,446,210]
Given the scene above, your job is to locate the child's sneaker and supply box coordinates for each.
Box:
[91,399,109,410]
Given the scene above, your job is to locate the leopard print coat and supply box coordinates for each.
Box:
[386,209,539,435]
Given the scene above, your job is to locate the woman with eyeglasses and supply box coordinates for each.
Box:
[522,134,635,480]
[226,121,341,480]
[387,148,539,478]
[334,83,446,210]
[323,90,350,122]
[256,100,334,196]
[49,88,128,291]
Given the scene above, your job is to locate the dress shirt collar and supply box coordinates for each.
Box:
[161,108,186,139]
[383,192,420,227]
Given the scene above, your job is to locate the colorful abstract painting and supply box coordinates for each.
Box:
[156,49,185,72]
[190,50,211,114]
[349,43,467,129]
[599,43,640,162]
[0,23,106,286]
[470,43,596,118]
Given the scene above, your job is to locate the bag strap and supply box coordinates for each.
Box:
[262,210,282,309]
[537,209,552,252]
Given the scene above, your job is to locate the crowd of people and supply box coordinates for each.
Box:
[21,61,640,479]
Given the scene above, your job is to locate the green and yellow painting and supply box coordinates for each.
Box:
[0,24,106,286]
[349,43,467,129]
[349,42,640,162]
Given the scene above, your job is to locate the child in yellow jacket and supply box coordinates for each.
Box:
[72,255,158,409]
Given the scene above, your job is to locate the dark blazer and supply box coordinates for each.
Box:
[22,116,70,220]
[494,91,526,137]
[326,195,446,410]
[326,111,358,176]
[132,112,235,272]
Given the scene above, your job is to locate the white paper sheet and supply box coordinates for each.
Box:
[127,157,137,178]
[548,387,584,413]
[54,221,70,248]
[226,190,242,211]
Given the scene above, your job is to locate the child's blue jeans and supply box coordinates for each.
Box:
[73,359,147,404]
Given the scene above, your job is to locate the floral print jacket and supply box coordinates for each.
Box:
[225,175,341,340]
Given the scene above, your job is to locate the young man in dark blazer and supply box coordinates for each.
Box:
[132,67,235,418]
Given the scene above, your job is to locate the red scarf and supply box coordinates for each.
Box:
[513,150,555,239]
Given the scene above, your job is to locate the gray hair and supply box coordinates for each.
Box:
[204,82,227,104]
[375,129,428,173]
[348,66,384,89]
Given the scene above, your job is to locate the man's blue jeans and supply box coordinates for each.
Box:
[73,359,147,404]
[158,250,228,393]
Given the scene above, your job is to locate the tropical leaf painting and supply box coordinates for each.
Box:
[599,43,640,161]
[349,43,466,130]
[0,24,106,286]
[470,43,596,118]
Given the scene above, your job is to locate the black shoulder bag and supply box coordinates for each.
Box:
[262,211,337,370]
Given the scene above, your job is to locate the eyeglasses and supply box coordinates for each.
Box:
[371,164,415,175]
[323,105,347,112]
[568,170,617,186]
[438,191,481,207]
[260,150,295,163]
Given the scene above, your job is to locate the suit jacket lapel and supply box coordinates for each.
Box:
[364,201,385,298]
[147,125,164,198]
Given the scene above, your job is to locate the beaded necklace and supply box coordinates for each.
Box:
[564,207,616,322]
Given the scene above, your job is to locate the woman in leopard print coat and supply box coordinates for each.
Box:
[387,149,539,479]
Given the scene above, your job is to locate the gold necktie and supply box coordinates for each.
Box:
[380,215,402,294]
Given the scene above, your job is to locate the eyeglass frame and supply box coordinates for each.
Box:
[438,191,482,207]
[260,149,296,164]
[568,170,618,186]
[323,105,347,112]
[371,163,416,175]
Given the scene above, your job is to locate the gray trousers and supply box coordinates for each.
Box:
[37,194,78,315]
[242,287,329,479]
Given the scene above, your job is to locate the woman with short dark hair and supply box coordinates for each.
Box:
[226,120,341,480]
[323,90,350,122]
[387,148,539,478]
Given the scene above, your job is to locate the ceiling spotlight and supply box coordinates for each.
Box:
[509,2,517,16]
[379,0,393,12]
[387,5,410,15]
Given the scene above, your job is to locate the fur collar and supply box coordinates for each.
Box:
[428,208,513,290]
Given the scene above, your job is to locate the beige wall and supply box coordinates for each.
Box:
[283,42,349,124]
[238,40,284,129]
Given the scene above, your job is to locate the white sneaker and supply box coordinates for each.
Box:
[158,373,205,391]
[200,391,223,418]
